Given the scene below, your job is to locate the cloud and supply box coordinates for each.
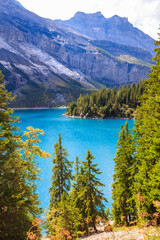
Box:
[130,0,160,39]
[100,0,159,39]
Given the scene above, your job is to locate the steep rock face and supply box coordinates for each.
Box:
[53,42,149,85]
[0,1,152,107]
[56,12,154,54]
[91,40,153,63]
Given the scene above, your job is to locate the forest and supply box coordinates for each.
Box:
[0,36,159,239]
[65,81,144,119]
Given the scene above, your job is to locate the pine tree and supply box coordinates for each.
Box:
[46,134,73,235]
[46,192,82,239]
[48,134,72,208]
[112,122,136,226]
[134,34,160,222]
[70,156,81,202]
[66,82,143,119]
[76,150,107,233]
[0,71,49,239]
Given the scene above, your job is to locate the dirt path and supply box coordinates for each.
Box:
[79,229,144,239]
[79,227,160,240]
[42,227,160,240]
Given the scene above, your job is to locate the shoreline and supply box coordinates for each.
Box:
[63,113,133,120]
[13,109,134,120]
[13,106,67,110]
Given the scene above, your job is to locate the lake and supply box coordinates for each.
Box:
[14,109,134,214]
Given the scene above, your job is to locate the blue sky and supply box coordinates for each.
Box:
[18,0,159,39]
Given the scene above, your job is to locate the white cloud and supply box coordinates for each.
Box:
[19,0,159,39]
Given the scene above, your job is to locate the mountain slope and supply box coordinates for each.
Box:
[0,1,153,107]
[90,40,153,64]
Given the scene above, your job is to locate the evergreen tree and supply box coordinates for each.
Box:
[46,192,82,239]
[134,35,160,222]
[76,150,107,232]
[49,134,72,208]
[66,82,144,119]
[0,71,49,240]
[70,156,81,202]
[112,122,136,226]
[46,134,73,235]
[70,157,87,230]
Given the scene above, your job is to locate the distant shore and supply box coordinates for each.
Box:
[13,108,133,120]
[63,113,132,120]
[13,106,67,110]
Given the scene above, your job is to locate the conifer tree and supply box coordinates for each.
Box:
[70,156,81,202]
[48,134,72,208]
[66,81,144,118]
[46,192,82,239]
[112,122,136,226]
[134,34,160,222]
[46,134,73,235]
[0,71,49,240]
[77,150,107,232]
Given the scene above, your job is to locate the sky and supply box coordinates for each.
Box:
[18,0,160,39]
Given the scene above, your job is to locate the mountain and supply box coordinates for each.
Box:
[0,1,154,107]
[56,11,154,54]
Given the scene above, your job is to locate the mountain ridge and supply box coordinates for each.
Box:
[55,11,154,54]
[0,0,154,107]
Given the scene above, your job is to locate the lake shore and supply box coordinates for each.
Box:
[63,113,132,120]
[13,109,133,120]
[13,106,67,110]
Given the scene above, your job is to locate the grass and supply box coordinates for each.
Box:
[117,55,151,67]
[97,47,151,68]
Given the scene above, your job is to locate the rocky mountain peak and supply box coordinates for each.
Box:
[110,15,129,24]
[69,11,106,26]
[57,11,154,53]
[73,11,86,18]
[74,11,104,18]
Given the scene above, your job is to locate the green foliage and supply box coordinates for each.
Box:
[45,134,74,236]
[49,134,73,208]
[0,71,50,240]
[74,150,107,233]
[66,82,144,118]
[46,144,107,237]
[70,156,81,202]
[112,122,136,226]
[112,34,160,227]
[134,35,160,222]
[46,192,82,239]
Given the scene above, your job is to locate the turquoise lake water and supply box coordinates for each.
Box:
[14,109,134,213]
